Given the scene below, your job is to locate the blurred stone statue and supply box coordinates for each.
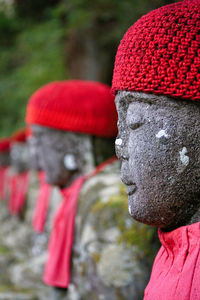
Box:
[0,137,11,201]
[25,80,158,300]
[10,129,30,174]
[112,0,200,299]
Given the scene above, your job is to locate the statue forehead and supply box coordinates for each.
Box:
[31,124,87,141]
[115,91,183,109]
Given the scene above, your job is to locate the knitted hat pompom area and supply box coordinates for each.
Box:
[112,0,200,101]
[26,80,118,138]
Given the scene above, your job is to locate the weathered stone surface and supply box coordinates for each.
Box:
[0,293,37,300]
[0,162,159,300]
[69,161,159,300]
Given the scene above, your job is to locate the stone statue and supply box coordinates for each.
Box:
[112,0,200,299]
[27,134,43,171]
[10,130,29,174]
[25,80,158,300]
[31,125,115,188]
[0,140,10,167]
[26,80,118,298]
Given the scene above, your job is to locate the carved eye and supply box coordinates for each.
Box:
[128,122,144,130]
[126,107,144,131]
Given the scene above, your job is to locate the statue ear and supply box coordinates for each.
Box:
[63,154,77,171]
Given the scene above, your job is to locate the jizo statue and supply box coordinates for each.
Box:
[10,130,29,174]
[27,134,43,171]
[112,1,200,299]
[26,80,117,297]
[26,80,117,188]
[30,126,115,188]
[0,138,10,167]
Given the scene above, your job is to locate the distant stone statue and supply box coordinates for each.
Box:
[112,1,200,299]
[0,138,11,201]
[0,138,10,168]
[10,129,29,174]
[26,80,117,188]
[26,80,158,300]
[26,80,118,298]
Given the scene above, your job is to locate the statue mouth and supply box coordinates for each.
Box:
[126,183,137,196]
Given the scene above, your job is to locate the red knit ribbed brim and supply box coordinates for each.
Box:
[26,80,118,138]
[112,0,200,101]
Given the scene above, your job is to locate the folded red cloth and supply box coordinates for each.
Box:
[43,156,117,288]
[0,166,9,200]
[144,221,200,300]
[32,171,51,233]
[9,171,29,215]
[43,176,86,287]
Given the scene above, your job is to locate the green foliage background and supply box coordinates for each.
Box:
[0,0,175,137]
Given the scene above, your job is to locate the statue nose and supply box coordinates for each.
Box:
[115,137,129,160]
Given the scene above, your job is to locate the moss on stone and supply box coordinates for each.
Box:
[91,183,158,259]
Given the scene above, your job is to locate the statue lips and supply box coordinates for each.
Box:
[126,183,137,196]
[121,175,137,196]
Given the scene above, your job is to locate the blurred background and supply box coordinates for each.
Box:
[0,0,175,138]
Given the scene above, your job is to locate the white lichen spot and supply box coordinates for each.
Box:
[115,138,123,146]
[156,129,169,139]
[128,205,132,215]
[64,154,77,170]
[179,147,189,166]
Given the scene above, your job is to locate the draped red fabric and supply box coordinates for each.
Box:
[43,156,117,287]
[32,171,51,233]
[144,222,200,300]
[9,171,29,215]
[0,166,9,200]
[43,176,86,287]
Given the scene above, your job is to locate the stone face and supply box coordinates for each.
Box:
[115,91,200,231]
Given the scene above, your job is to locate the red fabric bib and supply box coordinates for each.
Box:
[9,171,29,215]
[144,222,200,300]
[32,171,51,233]
[43,156,117,288]
[0,166,9,200]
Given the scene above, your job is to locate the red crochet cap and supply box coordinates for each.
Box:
[0,138,11,153]
[26,80,117,138]
[112,0,200,101]
[11,129,27,143]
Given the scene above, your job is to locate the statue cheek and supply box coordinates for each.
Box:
[63,154,77,171]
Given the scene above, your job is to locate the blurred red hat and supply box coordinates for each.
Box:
[26,80,118,138]
[0,138,11,153]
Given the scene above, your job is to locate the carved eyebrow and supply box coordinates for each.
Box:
[116,92,154,106]
[116,91,182,109]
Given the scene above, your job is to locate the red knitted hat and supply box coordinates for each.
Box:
[112,0,200,101]
[0,138,11,153]
[26,80,117,138]
[11,129,27,143]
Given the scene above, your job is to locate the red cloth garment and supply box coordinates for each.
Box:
[144,221,200,300]
[9,171,29,215]
[43,176,86,287]
[32,171,51,233]
[0,166,9,200]
[43,156,117,288]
